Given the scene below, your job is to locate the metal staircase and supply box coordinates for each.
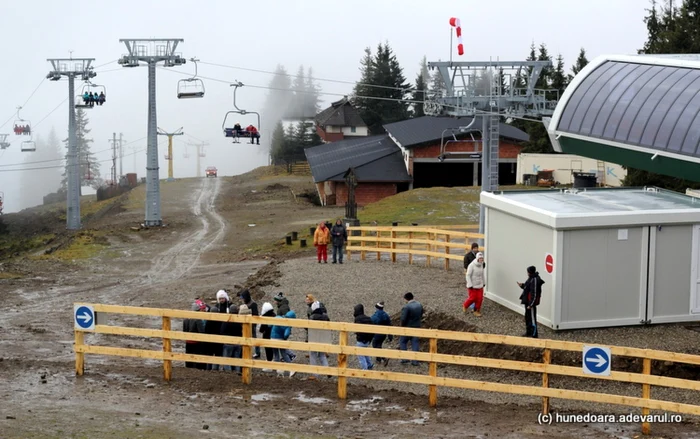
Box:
[487,66,501,191]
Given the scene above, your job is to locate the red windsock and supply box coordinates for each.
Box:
[449,17,464,56]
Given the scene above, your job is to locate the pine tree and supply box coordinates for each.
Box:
[536,43,553,89]
[61,109,100,192]
[291,65,307,118]
[413,72,427,118]
[551,54,568,100]
[570,48,590,77]
[429,65,447,97]
[270,121,286,165]
[419,56,430,87]
[305,67,321,118]
[353,43,412,134]
[261,64,294,151]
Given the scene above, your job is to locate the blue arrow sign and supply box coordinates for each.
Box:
[583,346,611,376]
[74,305,95,331]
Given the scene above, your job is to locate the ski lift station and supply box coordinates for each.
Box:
[481,187,700,330]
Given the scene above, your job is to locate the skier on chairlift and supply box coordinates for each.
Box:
[246,125,260,145]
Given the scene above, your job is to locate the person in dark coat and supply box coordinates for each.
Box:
[518,266,545,338]
[330,219,347,264]
[258,302,276,366]
[183,299,207,369]
[273,292,290,315]
[220,304,242,372]
[206,290,231,370]
[399,292,423,366]
[353,304,375,370]
[240,289,261,358]
[371,301,393,366]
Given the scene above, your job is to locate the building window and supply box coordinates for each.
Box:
[350,126,356,133]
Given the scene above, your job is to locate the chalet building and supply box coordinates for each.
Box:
[314,98,369,143]
[304,116,529,207]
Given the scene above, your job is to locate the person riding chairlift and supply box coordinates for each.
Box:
[83,91,90,105]
[98,92,106,105]
[246,125,260,145]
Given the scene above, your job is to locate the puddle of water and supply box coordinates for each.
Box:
[251,393,277,402]
[294,392,332,404]
[385,405,404,411]
[346,396,383,411]
[389,411,430,425]
[348,396,383,405]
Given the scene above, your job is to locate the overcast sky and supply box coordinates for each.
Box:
[0,0,648,212]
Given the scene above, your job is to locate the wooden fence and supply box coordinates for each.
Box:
[75,303,700,435]
[346,226,484,270]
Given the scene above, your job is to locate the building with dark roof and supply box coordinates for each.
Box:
[304,135,411,206]
[314,98,369,142]
[383,116,529,188]
[547,54,700,182]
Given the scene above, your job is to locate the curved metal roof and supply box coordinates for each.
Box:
[550,55,700,161]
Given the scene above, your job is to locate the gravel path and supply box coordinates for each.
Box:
[259,257,700,418]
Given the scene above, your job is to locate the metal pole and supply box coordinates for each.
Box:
[196,144,201,178]
[449,29,453,65]
[167,135,174,181]
[479,116,490,242]
[67,73,81,230]
[112,132,117,184]
[119,132,123,178]
[145,61,161,226]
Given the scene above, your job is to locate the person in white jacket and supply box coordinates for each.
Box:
[463,252,485,316]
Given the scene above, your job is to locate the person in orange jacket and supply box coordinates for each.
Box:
[313,221,330,263]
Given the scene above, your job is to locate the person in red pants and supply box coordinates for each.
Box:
[463,252,485,316]
[313,221,330,263]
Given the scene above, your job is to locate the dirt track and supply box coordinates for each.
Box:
[0,171,698,438]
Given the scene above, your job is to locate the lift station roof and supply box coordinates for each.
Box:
[481,187,700,229]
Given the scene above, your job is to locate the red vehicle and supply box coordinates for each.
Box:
[205,166,217,178]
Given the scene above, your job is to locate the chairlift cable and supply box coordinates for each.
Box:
[198,60,427,93]
[0,77,47,130]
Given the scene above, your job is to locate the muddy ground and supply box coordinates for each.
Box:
[0,170,698,438]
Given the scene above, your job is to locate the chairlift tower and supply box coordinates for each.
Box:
[426,60,557,236]
[118,38,186,227]
[157,127,184,181]
[46,57,97,230]
[187,141,208,178]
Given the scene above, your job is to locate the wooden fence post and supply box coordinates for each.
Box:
[444,234,451,271]
[542,348,551,415]
[361,230,366,261]
[408,231,413,265]
[391,229,397,263]
[347,230,352,261]
[429,338,438,407]
[242,321,252,384]
[338,331,348,400]
[162,316,172,381]
[426,232,432,267]
[642,358,652,435]
[75,330,85,376]
[377,230,381,261]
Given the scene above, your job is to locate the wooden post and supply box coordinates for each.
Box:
[642,358,652,435]
[408,231,413,265]
[444,234,451,271]
[338,331,348,400]
[429,338,438,407]
[361,230,366,261]
[542,348,551,415]
[75,330,85,376]
[391,229,397,263]
[162,317,172,381]
[242,321,252,384]
[377,230,381,261]
[426,232,432,267]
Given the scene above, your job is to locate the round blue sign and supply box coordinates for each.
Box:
[75,306,94,329]
[584,347,610,374]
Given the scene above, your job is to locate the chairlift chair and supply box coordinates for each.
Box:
[199,148,206,157]
[13,106,31,136]
[21,140,36,152]
[177,58,205,99]
[77,82,107,108]
[221,82,261,143]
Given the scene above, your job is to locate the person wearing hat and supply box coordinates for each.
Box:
[273,292,290,316]
[220,304,242,372]
[308,301,330,379]
[183,300,207,369]
[239,290,261,359]
[518,266,545,338]
[258,302,277,366]
[205,290,232,370]
[464,252,485,317]
[371,302,393,366]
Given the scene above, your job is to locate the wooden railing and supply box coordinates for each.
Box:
[75,303,700,435]
[346,226,484,270]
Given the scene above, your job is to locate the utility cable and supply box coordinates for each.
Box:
[0,77,47,130]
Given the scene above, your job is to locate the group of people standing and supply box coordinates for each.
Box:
[312,220,347,264]
[462,243,544,338]
[183,289,425,375]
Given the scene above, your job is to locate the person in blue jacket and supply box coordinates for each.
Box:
[371,301,392,366]
[271,309,297,377]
